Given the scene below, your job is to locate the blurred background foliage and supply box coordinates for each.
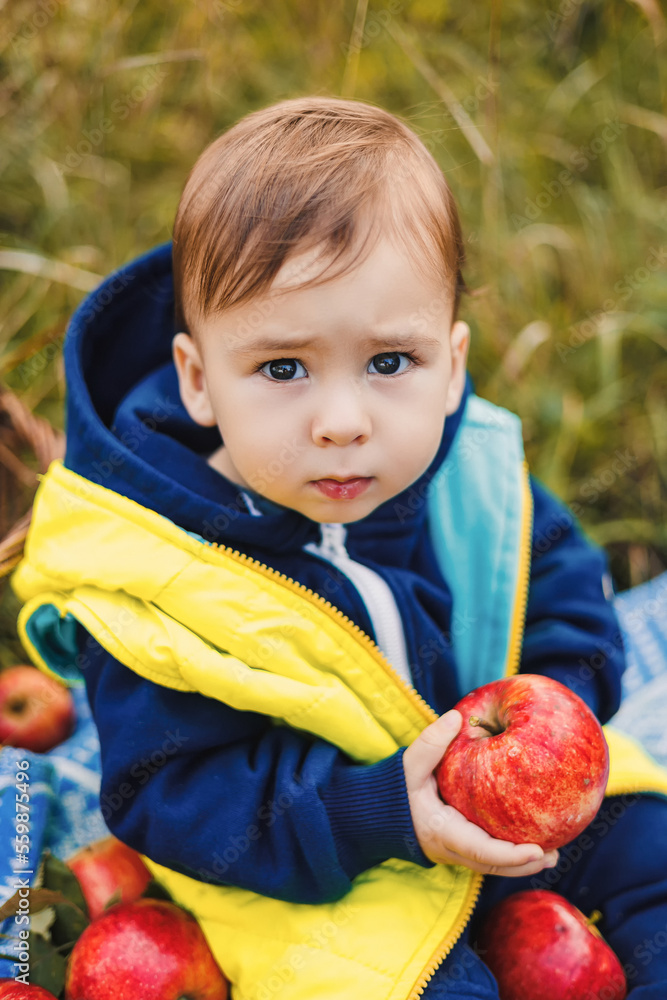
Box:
[0,0,666,663]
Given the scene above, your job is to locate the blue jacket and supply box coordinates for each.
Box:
[63,242,662,993]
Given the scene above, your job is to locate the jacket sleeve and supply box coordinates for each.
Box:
[75,622,433,905]
[520,475,625,724]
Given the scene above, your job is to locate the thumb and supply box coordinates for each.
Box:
[405,709,462,780]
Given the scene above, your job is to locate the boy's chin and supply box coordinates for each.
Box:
[292,496,387,525]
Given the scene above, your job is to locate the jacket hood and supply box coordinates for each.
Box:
[63,241,473,559]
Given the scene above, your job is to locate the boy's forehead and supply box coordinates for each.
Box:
[196,233,456,345]
[270,231,445,299]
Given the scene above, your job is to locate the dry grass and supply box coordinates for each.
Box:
[1,0,666,662]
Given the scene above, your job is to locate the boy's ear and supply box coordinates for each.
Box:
[445,320,470,415]
[172,331,217,427]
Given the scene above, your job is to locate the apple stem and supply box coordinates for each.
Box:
[468,715,500,736]
[586,909,603,927]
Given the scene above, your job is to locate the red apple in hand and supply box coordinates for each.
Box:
[64,898,229,1000]
[0,666,75,753]
[436,674,609,850]
[0,983,58,999]
[478,890,626,1000]
[66,835,152,920]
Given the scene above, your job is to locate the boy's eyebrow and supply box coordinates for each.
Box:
[228,333,444,356]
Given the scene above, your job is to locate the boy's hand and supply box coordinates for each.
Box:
[403,710,560,877]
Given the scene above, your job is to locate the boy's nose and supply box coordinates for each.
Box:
[310,385,372,447]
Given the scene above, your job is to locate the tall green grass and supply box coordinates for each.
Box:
[1,0,665,664]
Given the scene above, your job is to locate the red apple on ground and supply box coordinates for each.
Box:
[478,890,626,1000]
[0,982,59,998]
[64,898,229,1000]
[0,666,75,753]
[436,674,609,850]
[66,835,152,920]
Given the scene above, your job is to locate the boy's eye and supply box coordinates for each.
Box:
[258,351,415,381]
[368,352,411,376]
[260,358,307,381]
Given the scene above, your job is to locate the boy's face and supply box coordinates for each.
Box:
[173,235,470,524]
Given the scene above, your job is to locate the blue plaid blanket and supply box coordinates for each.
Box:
[1,573,666,973]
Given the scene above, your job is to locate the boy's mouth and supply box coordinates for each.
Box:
[311,477,372,500]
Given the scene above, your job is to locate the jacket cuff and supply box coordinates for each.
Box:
[320,747,435,879]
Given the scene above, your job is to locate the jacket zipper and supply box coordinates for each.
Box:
[205,534,436,721]
[202,529,488,994]
[303,522,413,685]
[402,460,535,997]
[505,461,534,678]
[199,463,534,996]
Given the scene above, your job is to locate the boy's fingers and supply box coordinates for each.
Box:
[406,710,462,777]
[425,802,555,870]
[443,848,559,879]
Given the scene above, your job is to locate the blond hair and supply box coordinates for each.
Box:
[172,96,466,337]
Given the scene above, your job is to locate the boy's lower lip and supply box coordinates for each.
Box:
[311,478,372,500]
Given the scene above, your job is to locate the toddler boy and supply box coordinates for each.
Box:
[12,96,667,998]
